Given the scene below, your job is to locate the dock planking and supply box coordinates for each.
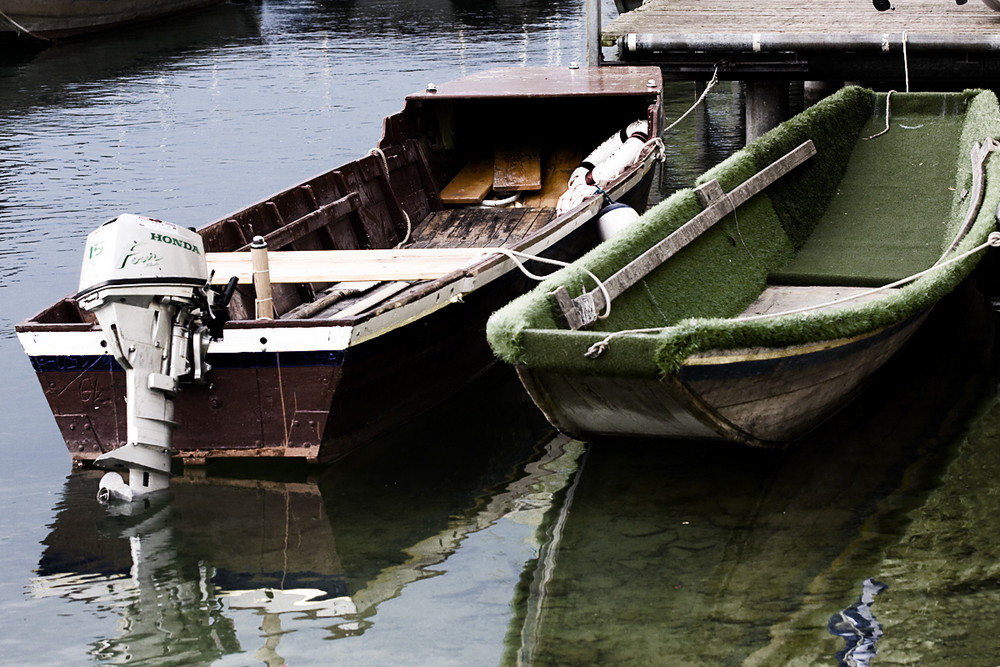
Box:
[603,0,1000,85]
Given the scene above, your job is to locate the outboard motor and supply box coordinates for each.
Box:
[75,214,217,501]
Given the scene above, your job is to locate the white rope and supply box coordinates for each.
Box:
[368,147,413,248]
[902,31,910,93]
[582,232,1000,359]
[863,90,895,141]
[476,247,614,320]
[661,66,720,136]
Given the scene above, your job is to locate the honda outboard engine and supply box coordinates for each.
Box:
[76,214,217,501]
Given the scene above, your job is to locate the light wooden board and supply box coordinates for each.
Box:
[556,140,816,329]
[522,147,583,209]
[206,248,495,284]
[494,146,541,193]
[440,158,494,205]
[739,285,895,317]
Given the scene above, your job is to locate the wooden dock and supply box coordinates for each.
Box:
[603,0,1000,84]
[601,0,1000,140]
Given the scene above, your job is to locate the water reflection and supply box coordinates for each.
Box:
[502,283,997,666]
[31,368,585,665]
[828,578,887,667]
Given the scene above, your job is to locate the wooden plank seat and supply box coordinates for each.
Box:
[440,158,494,205]
[494,145,541,193]
[206,247,495,284]
[522,147,583,209]
[739,285,897,318]
[439,145,544,205]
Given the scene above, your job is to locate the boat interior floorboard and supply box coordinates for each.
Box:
[772,109,963,286]
[408,207,557,249]
[741,285,898,318]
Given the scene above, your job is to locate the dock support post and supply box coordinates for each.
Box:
[745,80,789,144]
[587,0,601,66]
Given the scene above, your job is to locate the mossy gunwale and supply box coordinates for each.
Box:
[486,86,1000,380]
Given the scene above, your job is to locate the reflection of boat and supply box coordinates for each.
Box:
[16,66,663,471]
[488,87,1000,446]
[31,374,584,664]
[0,0,226,42]
[0,2,259,98]
[504,291,996,665]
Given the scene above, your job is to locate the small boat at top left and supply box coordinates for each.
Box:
[0,0,226,42]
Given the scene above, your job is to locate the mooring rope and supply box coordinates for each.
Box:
[368,147,413,247]
[903,31,910,93]
[661,66,721,136]
[581,231,1000,359]
[863,90,895,141]
[475,247,614,320]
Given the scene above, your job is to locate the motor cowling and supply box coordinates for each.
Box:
[76,214,214,500]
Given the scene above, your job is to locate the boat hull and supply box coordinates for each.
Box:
[487,87,1000,448]
[20,168,654,465]
[16,65,664,464]
[516,311,928,446]
[0,0,224,41]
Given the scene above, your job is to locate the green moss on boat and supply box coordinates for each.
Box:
[486,87,1000,444]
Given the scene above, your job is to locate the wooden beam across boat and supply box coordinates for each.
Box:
[553,139,816,329]
[206,247,496,284]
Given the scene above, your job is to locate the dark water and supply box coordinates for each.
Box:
[3,1,1000,665]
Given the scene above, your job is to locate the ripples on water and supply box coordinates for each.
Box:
[4,1,999,665]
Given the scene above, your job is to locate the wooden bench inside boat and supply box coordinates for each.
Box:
[440,158,494,205]
[439,146,574,207]
[738,285,897,318]
[206,247,495,285]
[493,146,541,193]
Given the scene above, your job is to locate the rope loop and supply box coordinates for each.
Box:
[477,247,615,320]
[368,147,413,247]
[863,90,895,141]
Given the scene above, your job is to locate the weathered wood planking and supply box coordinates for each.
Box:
[440,158,494,205]
[738,285,896,317]
[522,147,584,209]
[494,146,542,193]
[603,0,1000,42]
[680,315,927,442]
[206,248,494,284]
[555,140,816,330]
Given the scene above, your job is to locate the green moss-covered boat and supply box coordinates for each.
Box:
[487,87,1000,446]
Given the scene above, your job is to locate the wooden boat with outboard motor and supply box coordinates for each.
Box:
[15,65,663,497]
[486,86,1000,446]
[0,0,227,42]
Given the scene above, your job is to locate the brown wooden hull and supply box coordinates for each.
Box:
[0,0,225,41]
[516,312,929,446]
[16,66,664,464]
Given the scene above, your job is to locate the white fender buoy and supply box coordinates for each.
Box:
[557,119,651,215]
[590,134,647,184]
[597,202,640,240]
